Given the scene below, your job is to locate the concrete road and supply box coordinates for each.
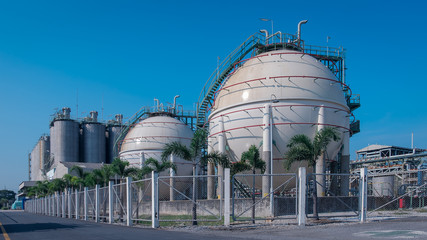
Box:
[2,210,427,239]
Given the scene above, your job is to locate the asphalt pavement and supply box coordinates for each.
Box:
[1,210,427,239]
[0,210,231,240]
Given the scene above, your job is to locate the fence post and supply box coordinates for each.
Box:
[359,168,367,222]
[126,177,132,226]
[48,196,51,216]
[152,171,159,228]
[224,168,231,227]
[75,189,79,220]
[50,195,53,216]
[51,195,54,216]
[96,184,100,223]
[62,192,65,218]
[56,192,59,217]
[68,189,72,219]
[109,181,113,224]
[298,167,306,226]
[84,187,88,221]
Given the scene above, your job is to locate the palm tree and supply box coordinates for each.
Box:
[241,145,266,223]
[284,127,340,219]
[161,128,207,226]
[62,174,74,190]
[70,165,90,191]
[144,157,177,173]
[48,178,65,194]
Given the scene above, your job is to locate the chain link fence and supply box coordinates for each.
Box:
[157,175,223,223]
[131,178,152,225]
[307,173,360,218]
[368,169,427,217]
[232,173,297,222]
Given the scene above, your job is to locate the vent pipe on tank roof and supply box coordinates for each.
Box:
[62,107,71,119]
[154,98,159,111]
[173,95,180,110]
[297,20,308,42]
[90,111,98,122]
[260,29,269,44]
[115,114,123,124]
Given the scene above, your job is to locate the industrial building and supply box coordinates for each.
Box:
[351,144,427,198]
[28,108,124,181]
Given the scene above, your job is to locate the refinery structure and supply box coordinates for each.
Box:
[24,21,427,227]
[28,21,361,195]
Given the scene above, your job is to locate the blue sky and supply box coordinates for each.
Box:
[1,0,426,192]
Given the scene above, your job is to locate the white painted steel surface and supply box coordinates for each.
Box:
[119,115,193,196]
[120,115,193,174]
[209,49,350,188]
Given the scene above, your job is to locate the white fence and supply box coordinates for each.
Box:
[26,168,410,227]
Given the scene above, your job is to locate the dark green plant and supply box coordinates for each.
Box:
[161,128,207,226]
[283,127,340,219]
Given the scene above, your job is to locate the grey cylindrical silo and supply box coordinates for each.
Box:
[50,119,80,163]
[106,114,123,164]
[81,111,106,163]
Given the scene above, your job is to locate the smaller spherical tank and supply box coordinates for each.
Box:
[119,115,194,198]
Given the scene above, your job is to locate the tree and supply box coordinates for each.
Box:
[241,145,266,223]
[62,174,74,190]
[0,190,16,209]
[48,178,65,194]
[161,128,207,225]
[144,157,177,174]
[284,127,340,219]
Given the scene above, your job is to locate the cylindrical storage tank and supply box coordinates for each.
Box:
[81,120,106,163]
[372,176,394,197]
[106,114,123,164]
[30,135,50,181]
[119,115,193,197]
[50,119,79,163]
[208,49,350,189]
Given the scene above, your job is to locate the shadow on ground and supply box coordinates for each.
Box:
[3,223,80,233]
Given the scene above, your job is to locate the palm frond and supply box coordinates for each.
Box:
[241,145,265,173]
[231,161,251,176]
[205,151,231,168]
[284,144,313,170]
[161,142,192,161]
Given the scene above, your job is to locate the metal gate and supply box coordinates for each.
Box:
[306,173,360,219]
[232,173,297,222]
[157,175,223,223]
[131,178,152,225]
[112,182,128,224]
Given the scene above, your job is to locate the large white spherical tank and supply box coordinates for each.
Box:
[209,49,350,188]
[119,115,194,198]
